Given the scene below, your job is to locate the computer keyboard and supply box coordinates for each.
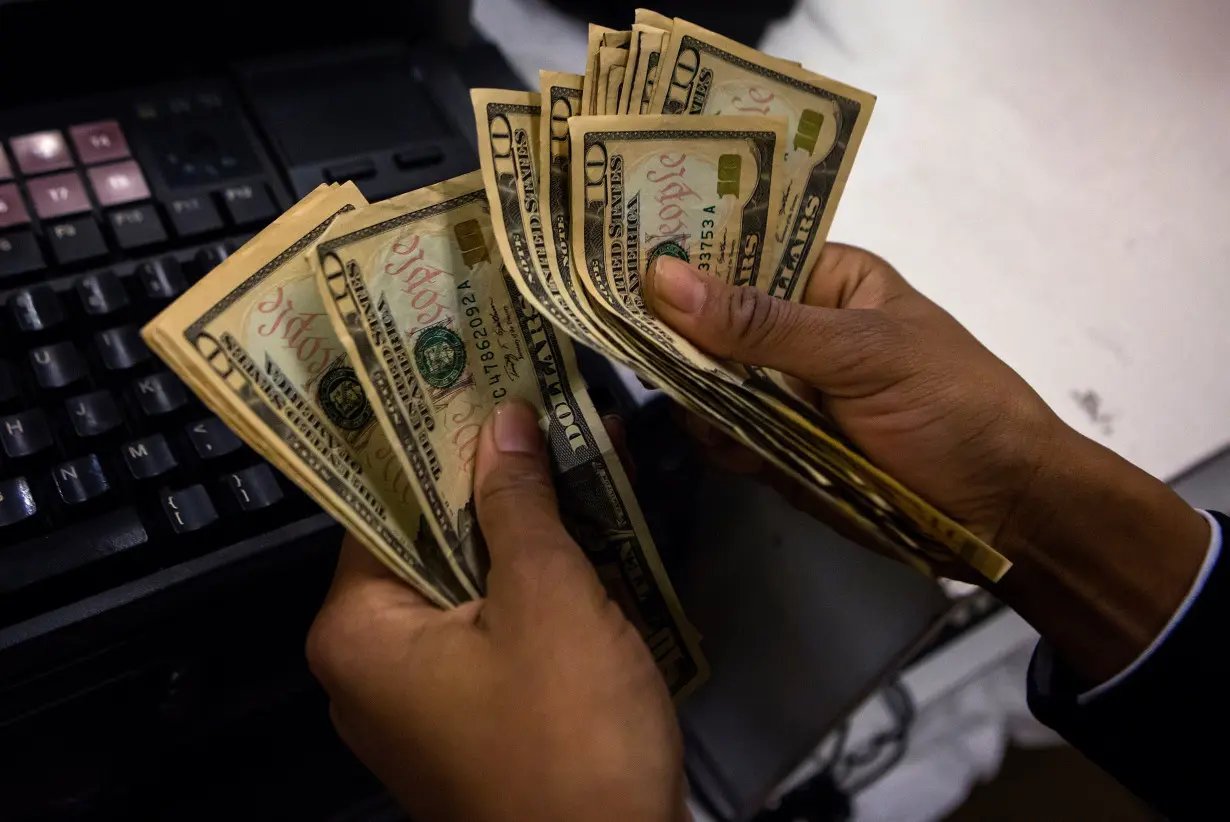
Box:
[0,87,321,632]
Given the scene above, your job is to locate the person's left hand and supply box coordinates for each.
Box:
[306,401,687,822]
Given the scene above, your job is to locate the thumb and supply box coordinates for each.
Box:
[647,256,911,393]
[473,400,606,619]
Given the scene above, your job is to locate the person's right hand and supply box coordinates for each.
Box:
[647,245,1209,685]
[647,244,1065,561]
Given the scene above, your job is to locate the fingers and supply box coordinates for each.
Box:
[474,400,604,618]
[647,256,915,395]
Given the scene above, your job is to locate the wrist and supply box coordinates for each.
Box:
[991,426,1209,686]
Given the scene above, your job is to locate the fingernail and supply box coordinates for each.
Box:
[493,401,541,455]
[652,257,706,314]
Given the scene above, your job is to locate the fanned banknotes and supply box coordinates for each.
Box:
[140,8,1016,710]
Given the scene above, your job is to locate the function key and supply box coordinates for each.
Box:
[133,371,188,417]
[10,285,64,332]
[187,416,242,459]
[161,484,218,533]
[0,183,30,228]
[76,270,130,316]
[52,454,111,505]
[0,477,38,527]
[220,183,275,226]
[325,159,375,183]
[47,216,108,265]
[28,172,91,220]
[67,390,122,437]
[0,146,11,181]
[108,204,166,250]
[69,120,131,165]
[1,410,53,458]
[226,464,283,511]
[167,195,223,238]
[10,130,72,175]
[122,433,177,479]
[0,231,44,280]
[394,145,444,171]
[97,325,151,371]
[30,341,86,389]
[88,160,151,207]
[137,257,188,300]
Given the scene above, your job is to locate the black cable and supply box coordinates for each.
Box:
[837,679,916,795]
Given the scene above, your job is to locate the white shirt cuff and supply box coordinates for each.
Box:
[1078,509,1222,704]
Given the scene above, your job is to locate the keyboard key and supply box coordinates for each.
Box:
[47,216,109,265]
[193,245,228,279]
[28,171,91,219]
[0,183,30,228]
[1,410,53,458]
[0,507,147,594]
[76,270,130,316]
[162,485,217,533]
[122,434,177,479]
[10,285,64,331]
[0,230,45,280]
[0,477,37,526]
[30,341,86,389]
[394,145,444,171]
[108,203,166,250]
[187,417,242,459]
[226,464,282,511]
[0,362,16,405]
[53,454,110,505]
[220,183,275,226]
[10,130,72,175]
[67,390,122,437]
[325,159,375,183]
[167,195,223,237]
[137,257,188,300]
[88,160,152,207]
[70,120,131,164]
[133,371,187,416]
[97,325,151,370]
[0,146,11,181]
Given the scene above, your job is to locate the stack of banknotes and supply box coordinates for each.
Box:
[142,10,1011,698]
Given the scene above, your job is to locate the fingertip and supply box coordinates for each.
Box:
[647,256,707,317]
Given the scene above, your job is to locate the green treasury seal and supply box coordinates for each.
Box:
[318,362,375,432]
[415,325,467,390]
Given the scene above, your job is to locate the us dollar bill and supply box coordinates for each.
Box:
[142,183,470,606]
[582,25,620,117]
[623,23,668,116]
[647,18,875,302]
[312,172,709,694]
[596,46,628,115]
[568,113,788,381]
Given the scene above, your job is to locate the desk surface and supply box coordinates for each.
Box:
[764,0,1230,482]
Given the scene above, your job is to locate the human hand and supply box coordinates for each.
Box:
[648,244,1063,561]
[647,246,1208,684]
[307,401,686,822]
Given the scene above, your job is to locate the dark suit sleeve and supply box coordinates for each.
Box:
[1026,510,1227,822]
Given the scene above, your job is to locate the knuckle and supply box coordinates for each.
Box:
[723,285,785,353]
[478,465,556,514]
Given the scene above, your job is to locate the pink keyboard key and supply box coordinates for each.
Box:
[28,172,91,219]
[70,120,131,165]
[0,147,11,181]
[10,130,73,175]
[88,160,151,206]
[0,183,30,228]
